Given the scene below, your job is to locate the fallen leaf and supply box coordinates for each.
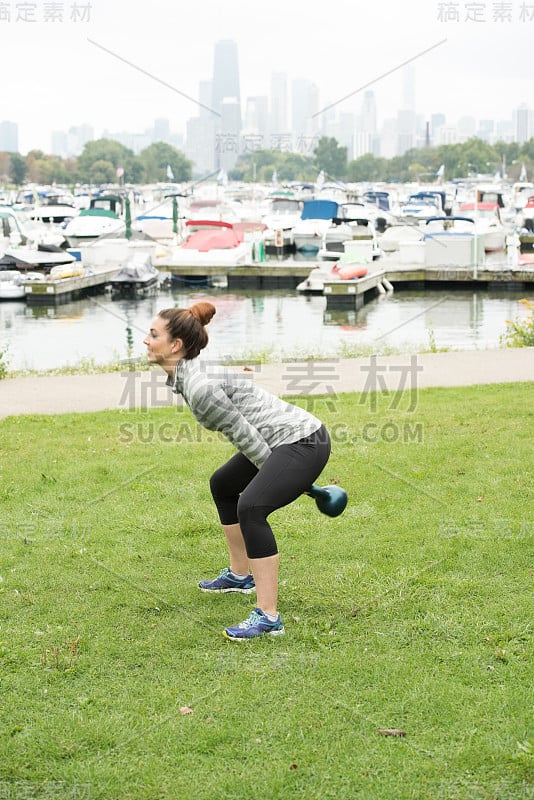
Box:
[179,706,194,715]
[377,728,407,737]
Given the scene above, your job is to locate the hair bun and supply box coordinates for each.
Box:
[189,301,216,326]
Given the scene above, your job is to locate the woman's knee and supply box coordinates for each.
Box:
[209,465,227,499]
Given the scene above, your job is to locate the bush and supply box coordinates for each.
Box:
[0,347,8,379]
[501,299,534,347]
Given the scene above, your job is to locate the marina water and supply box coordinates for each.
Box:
[1,284,532,373]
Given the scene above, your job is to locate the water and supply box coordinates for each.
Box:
[1,282,532,373]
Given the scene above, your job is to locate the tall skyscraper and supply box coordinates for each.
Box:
[270,72,288,136]
[211,39,242,170]
[291,79,319,150]
[395,64,416,155]
[0,121,19,152]
[514,104,533,144]
[358,90,379,156]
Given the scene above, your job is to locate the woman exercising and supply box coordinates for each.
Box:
[144,301,331,640]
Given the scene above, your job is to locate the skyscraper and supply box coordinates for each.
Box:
[0,121,18,152]
[211,39,242,170]
[270,72,288,136]
[291,79,319,151]
[514,104,533,145]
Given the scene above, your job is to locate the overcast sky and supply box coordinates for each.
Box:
[3,0,533,153]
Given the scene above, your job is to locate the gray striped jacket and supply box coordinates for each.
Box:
[167,359,321,468]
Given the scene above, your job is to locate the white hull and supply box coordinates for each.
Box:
[64,217,126,247]
[154,242,250,268]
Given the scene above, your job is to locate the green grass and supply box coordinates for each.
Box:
[0,384,533,799]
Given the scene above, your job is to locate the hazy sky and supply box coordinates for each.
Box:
[3,0,533,153]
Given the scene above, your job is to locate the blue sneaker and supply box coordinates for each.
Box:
[198,567,255,594]
[223,607,285,641]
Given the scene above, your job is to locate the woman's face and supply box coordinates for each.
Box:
[143,316,179,366]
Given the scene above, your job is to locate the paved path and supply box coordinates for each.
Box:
[1,348,533,419]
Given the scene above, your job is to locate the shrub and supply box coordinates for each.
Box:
[501,299,534,347]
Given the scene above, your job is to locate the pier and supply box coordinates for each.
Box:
[24,265,119,305]
[16,256,534,306]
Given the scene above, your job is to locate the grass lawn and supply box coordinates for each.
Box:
[0,382,533,799]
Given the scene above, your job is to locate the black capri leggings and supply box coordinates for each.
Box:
[209,425,331,559]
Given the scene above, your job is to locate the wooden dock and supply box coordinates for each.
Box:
[162,260,313,290]
[322,270,388,309]
[19,255,534,307]
[24,266,119,305]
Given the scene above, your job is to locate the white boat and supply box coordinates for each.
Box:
[423,216,485,266]
[261,195,302,254]
[76,237,158,269]
[0,269,42,300]
[378,222,424,254]
[0,207,66,250]
[399,191,444,221]
[515,195,534,231]
[321,203,382,260]
[63,195,126,246]
[292,199,338,254]
[0,245,77,272]
[29,191,78,225]
[153,220,250,268]
[458,202,506,252]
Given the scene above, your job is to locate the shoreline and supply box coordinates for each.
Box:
[1,347,533,419]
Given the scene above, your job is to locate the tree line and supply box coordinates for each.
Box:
[1,136,533,187]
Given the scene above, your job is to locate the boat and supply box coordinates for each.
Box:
[261,195,302,254]
[458,202,506,252]
[320,203,382,260]
[378,222,424,253]
[296,253,369,294]
[153,220,250,268]
[0,269,42,300]
[399,191,445,221]
[516,195,534,231]
[110,253,160,294]
[292,199,339,254]
[422,216,485,266]
[63,195,126,246]
[0,244,77,273]
[76,236,158,269]
[512,182,534,212]
[29,191,78,225]
[0,207,67,251]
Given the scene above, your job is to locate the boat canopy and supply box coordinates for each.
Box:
[300,199,338,221]
[363,191,390,211]
[80,208,119,219]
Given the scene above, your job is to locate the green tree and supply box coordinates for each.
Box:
[77,139,134,182]
[138,142,192,183]
[89,160,116,184]
[347,153,385,182]
[313,137,347,179]
[9,153,25,185]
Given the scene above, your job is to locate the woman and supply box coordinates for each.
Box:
[143,301,331,640]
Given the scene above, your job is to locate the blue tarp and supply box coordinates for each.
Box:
[300,199,338,220]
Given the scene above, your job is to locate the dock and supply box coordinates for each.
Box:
[24,266,119,305]
[164,260,313,290]
[18,255,534,307]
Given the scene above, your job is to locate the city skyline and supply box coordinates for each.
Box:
[1,0,533,156]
